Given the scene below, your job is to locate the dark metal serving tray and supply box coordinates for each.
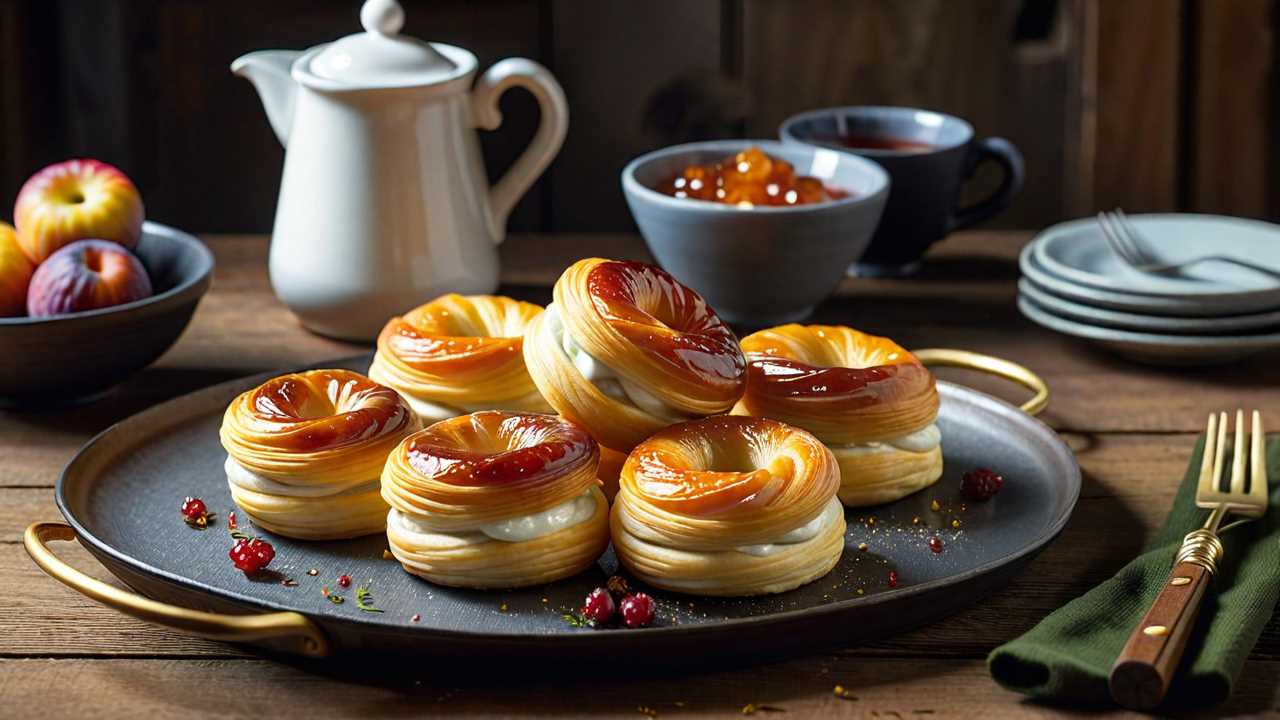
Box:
[29,353,1079,662]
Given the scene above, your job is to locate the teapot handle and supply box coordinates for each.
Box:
[472,58,569,245]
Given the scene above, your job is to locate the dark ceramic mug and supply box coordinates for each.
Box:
[780,106,1024,276]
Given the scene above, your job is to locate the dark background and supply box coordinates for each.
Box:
[0,0,1275,234]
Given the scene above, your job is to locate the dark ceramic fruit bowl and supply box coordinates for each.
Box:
[0,221,214,407]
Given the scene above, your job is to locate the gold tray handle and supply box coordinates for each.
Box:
[912,348,1049,416]
[24,522,329,657]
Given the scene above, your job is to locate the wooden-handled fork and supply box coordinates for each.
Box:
[1109,410,1269,710]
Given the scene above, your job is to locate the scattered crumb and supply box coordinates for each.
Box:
[858,543,868,552]
[833,685,857,701]
[306,568,318,576]
[929,500,941,512]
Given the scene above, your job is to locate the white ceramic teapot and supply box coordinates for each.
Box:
[233,0,567,340]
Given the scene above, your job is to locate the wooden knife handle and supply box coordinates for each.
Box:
[1109,561,1212,710]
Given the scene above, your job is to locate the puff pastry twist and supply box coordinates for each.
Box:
[737,324,942,506]
[220,369,419,539]
[612,415,844,596]
[524,258,747,453]
[382,411,609,588]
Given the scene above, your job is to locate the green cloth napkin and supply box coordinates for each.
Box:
[989,434,1280,708]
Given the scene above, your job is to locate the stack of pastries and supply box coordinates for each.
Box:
[219,258,948,599]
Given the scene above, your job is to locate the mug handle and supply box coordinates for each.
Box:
[472,58,570,244]
[948,137,1024,232]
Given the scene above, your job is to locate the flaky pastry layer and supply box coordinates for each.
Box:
[387,487,610,589]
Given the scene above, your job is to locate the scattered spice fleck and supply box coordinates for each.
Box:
[541,597,549,604]
[498,603,509,612]
[321,588,344,604]
[280,578,298,587]
[306,568,318,576]
[911,516,921,525]
[833,685,857,700]
[637,705,659,717]
[951,519,961,529]
[410,613,421,623]
[867,516,876,526]
[856,588,864,596]
[887,571,898,588]
[857,543,868,552]
[742,705,757,715]
[929,500,941,512]
[606,574,631,599]
[382,549,394,560]
[928,537,944,553]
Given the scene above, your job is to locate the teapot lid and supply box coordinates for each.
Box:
[307,0,466,88]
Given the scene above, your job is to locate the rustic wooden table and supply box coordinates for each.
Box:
[2,232,1277,718]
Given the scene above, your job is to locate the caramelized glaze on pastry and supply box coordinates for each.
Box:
[523,258,747,454]
[369,294,551,422]
[382,411,609,588]
[220,369,419,539]
[737,324,942,506]
[611,415,844,596]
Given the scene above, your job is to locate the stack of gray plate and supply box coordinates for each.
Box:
[1018,214,1280,365]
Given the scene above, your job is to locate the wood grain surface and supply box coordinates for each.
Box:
[2,232,1278,717]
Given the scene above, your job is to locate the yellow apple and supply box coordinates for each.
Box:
[14,159,145,264]
[0,222,33,316]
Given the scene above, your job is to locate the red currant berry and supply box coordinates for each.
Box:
[887,571,898,588]
[960,467,1004,501]
[581,587,615,624]
[928,537,944,553]
[229,538,275,574]
[181,497,207,520]
[337,574,352,588]
[620,592,655,628]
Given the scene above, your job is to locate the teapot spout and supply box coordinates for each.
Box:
[231,50,302,147]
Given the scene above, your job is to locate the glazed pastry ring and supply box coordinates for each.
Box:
[220,369,418,540]
[523,257,746,453]
[611,415,844,597]
[382,411,610,589]
[368,294,551,422]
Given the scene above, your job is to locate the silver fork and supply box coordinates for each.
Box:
[1109,410,1270,710]
[1097,209,1280,280]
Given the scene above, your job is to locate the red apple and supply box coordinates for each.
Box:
[26,239,153,317]
[0,222,34,316]
[14,159,145,264]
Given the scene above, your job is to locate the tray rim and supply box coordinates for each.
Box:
[54,354,1081,646]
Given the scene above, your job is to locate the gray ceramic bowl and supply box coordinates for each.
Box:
[0,221,214,407]
[622,140,889,326]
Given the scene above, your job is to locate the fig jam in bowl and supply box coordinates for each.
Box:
[621,140,888,326]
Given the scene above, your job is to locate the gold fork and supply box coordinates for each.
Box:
[1109,410,1269,710]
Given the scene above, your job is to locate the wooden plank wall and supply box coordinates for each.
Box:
[0,0,1274,233]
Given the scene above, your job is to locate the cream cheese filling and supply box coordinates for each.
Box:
[828,423,940,454]
[389,489,598,546]
[734,496,843,556]
[225,456,379,498]
[545,303,687,422]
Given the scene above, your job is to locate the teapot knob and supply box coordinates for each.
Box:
[360,0,405,36]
